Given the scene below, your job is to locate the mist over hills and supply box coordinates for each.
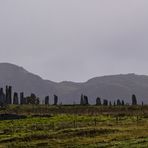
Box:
[0,63,147,104]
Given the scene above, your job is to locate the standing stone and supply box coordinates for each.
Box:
[96,97,101,105]
[45,96,49,105]
[6,86,12,104]
[132,94,137,105]
[5,86,9,104]
[80,94,84,105]
[84,95,89,105]
[9,86,12,104]
[20,92,25,104]
[117,99,122,106]
[103,99,108,106]
[0,88,6,107]
[13,92,19,104]
[53,95,58,105]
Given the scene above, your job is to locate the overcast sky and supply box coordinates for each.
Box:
[0,0,148,82]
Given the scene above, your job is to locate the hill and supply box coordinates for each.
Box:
[0,63,147,104]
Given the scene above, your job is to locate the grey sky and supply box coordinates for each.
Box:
[0,0,148,82]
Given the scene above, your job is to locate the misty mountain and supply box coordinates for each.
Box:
[0,63,147,104]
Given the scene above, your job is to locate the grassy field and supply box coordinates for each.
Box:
[0,105,148,147]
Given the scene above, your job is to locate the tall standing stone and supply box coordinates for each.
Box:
[6,86,12,104]
[84,95,89,105]
[132,94,137,105]
[45,96,49,105]
[20,92,25,104]
[80,94,84,105]
[53,95,58,105]
[5,86,8,104]
[9,86,12,104]
[0,88,6,107]
[117,99,122,106]
[13,92,18,104]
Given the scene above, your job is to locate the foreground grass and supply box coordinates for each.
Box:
[0,105,148,147]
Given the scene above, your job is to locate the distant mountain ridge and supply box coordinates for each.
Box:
[0,63,147,104]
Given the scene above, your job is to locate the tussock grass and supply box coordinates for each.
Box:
[0,105,148,147]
